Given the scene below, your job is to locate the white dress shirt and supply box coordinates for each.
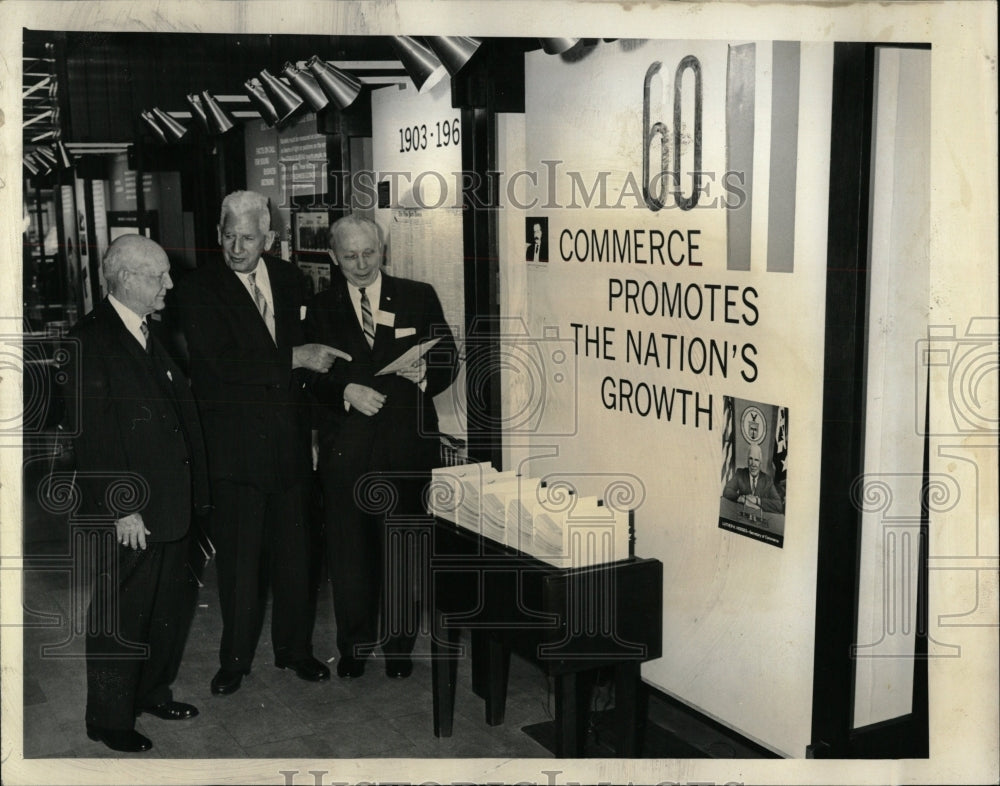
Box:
[234,259,274,316]
[108,294,148,349]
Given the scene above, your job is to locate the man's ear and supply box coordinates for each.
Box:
[216,225,223,246]
[263,230,276,251]
[328,249,339,267]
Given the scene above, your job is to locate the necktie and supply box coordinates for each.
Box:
[359,287,375,347]
[140,320,152,354]
[248,271,276,343]
[533,241,540,260]
[750,476,757,495]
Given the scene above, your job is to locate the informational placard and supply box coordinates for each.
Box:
[91,180,109,298]
[108,152,155,212]
[510,38,834,756]
[371,80,468,440]
[245,114,329,252]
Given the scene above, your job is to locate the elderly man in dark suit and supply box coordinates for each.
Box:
[722,443,785,514]
[68,235,208,753]
[176,190,349,696]
[306,214,458,680]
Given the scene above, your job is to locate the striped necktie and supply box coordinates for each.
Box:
[248,271,276,343]
[359,287,375,347]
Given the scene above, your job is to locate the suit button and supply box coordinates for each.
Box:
[173,426,180,432]
[183,457,190,465]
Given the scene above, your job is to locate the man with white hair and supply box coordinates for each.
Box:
[176,190,349,696]
[68,234,209,752]
[722,442,785,514]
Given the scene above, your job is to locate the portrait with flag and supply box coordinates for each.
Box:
[718,396,789,548]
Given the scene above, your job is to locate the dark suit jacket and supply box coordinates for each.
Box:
[722,467,785,514]
[175,255,312,491]
[67,298,208,541]
[526,242,548,262]
[305,269,459,480]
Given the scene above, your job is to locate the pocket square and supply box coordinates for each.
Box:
[300,305,307,320]
[395,327,417,339]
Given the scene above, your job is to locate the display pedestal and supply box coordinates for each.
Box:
[430,518,663,757]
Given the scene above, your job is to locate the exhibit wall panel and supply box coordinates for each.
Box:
[510,39,833,756]
[853,47,931,729]
[370,80,467,441]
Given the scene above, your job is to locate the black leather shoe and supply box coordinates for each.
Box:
[385,657,413,679]
[86,724,152,753]
[210,667,245,695]
[336,655,366,679]
[138,700,199,720]
[275,656,330,682]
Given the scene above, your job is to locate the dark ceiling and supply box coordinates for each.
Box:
[23,30,546,145]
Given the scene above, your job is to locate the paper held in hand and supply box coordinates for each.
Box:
[375,337,441,376]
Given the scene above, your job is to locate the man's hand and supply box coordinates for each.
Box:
[394,358,427,386]
[115,513,150,550]
[344,383,386,417]
[293,343,352,372]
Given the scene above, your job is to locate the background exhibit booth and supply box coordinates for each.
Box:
[17,30,956,760]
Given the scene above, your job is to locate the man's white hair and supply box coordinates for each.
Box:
[219,190,271,233]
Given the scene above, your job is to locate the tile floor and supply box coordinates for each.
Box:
[19,453,769,760]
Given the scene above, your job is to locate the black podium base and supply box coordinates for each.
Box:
[522,712,707,758]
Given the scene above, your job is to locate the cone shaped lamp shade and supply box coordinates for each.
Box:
[282,61,329,112]
[30,152,53,175]
[54,140,75,169]
[141,110,168,143]
[35,147,59,166]
[540,38,580,55]
[244,78,280,126]
[150,107,189,142]
[306,56,362,110]
[390,36,448,94]
[201,91,236,135]
[23,155,41,176]
[186,94,211,133]
[425,36,482,76]
[258,69,304,123]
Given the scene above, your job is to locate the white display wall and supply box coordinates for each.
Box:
[501,39,835,756]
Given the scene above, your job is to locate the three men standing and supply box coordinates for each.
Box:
[176,191,348,695]
[73,191,457,754]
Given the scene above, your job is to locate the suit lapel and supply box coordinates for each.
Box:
[264,257,286,349]
[98,300,176,407]
[373,273,396,356]
[101,299,151,368]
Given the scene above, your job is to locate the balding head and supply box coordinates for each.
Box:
[103,235,172,317]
